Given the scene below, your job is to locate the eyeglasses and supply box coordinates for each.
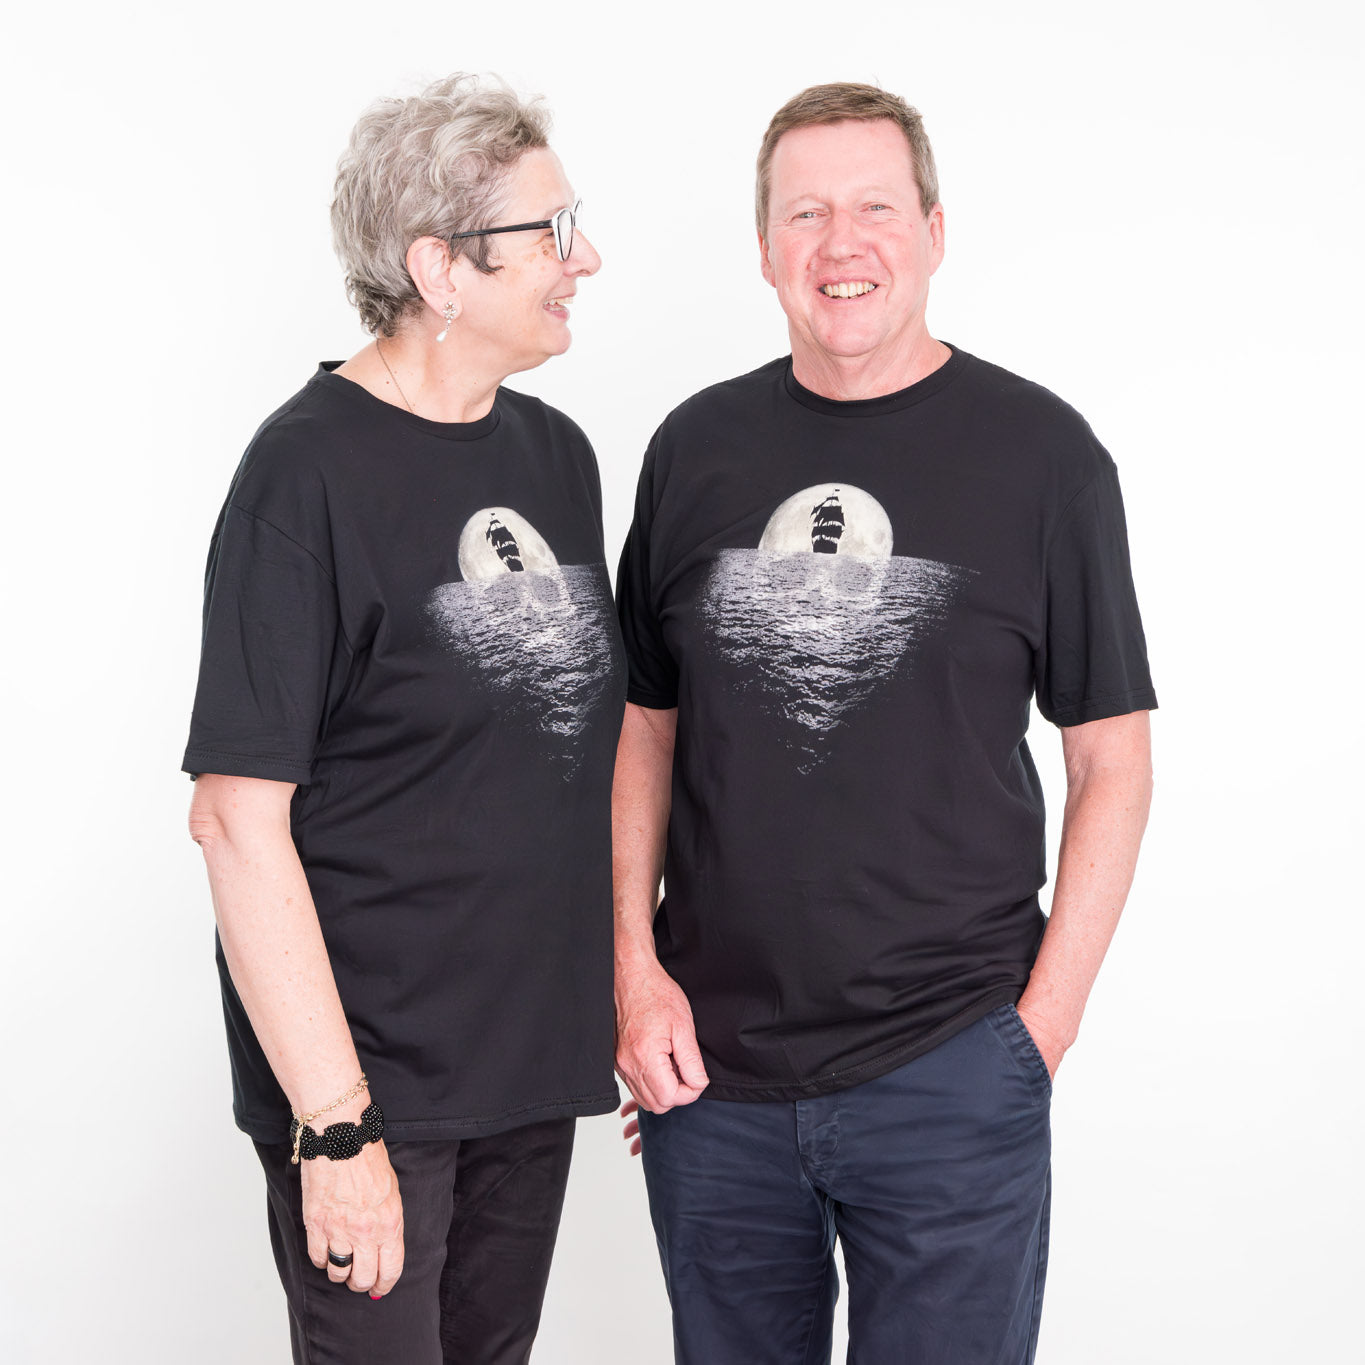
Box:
[449,200,582,262]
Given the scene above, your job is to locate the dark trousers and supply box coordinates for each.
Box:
[254,1117,576,1365]
[639,1007,1052,1365]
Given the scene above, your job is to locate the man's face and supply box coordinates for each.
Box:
[760,119,944,379]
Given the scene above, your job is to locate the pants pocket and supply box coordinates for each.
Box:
[986,1004,1053,1104]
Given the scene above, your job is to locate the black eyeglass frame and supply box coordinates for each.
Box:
[448,200,581,262]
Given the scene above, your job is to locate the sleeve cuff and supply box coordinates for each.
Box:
[625,684,679,710]
[1044,687,1159,728]
[181,748,314,785]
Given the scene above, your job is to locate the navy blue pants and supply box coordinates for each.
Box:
[639,1007,1052,1365]
[255,1117,575,1364]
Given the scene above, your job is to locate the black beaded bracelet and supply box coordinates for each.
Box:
[289,1101,385,1162]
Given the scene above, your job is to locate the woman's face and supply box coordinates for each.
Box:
[452,147,600,378]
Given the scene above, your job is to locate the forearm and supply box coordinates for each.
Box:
[612,703,676,974]
[190,773,401,1293]
[1018,712,1153,1060]
[610,704,708,1109]
[191,775,366,1120]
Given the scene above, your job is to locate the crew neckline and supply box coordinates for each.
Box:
[782,344,969,417]
[315,362,503,442]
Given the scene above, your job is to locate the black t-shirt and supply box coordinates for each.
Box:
[185,366,625,1142]
[616,348,1156,1102]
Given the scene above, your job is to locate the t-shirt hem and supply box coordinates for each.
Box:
[234,1087,621,1145]
[182,747,313,785]
[698,989,1020,1103]
[1045,686,1158,728]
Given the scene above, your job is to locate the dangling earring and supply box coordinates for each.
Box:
[435,300,457,343]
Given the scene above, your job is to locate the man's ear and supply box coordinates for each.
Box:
[927,203,946,275]
[759,229,776,288]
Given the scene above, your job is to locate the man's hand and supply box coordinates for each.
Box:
[301,1139,405,1298]
[615,956,709,1115]
[1014,1002,1068,1080]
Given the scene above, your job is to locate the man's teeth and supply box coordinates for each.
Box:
[820,282,877,298]
[548,297,571,308]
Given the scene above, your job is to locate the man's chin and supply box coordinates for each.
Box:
[795,329,886,367]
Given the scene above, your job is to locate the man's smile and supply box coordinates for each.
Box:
[819,281,879,298]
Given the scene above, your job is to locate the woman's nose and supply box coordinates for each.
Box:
[568,229,601,276]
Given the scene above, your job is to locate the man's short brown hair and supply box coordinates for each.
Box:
[755,82,939,235]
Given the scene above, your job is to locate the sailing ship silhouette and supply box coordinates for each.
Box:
[485,514,525,572]
[810,490,845,554]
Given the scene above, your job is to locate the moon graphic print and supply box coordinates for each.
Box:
[701,483,971,771]
[426,507,616,774]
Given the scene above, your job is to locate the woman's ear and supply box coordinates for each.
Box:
[406,236,461,319]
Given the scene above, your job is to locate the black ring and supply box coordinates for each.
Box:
[327,1249,354,1268]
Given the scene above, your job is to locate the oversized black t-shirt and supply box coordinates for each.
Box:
[617,347,1156,1102]
[185,366,625,1142]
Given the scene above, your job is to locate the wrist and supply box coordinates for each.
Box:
[289,1074,379,1164]
[1015,999,1075,1053]
[615,919,662,967]
[290,1084,370,1124]
[290,1100,384,1163]
[315,1093,372,1125]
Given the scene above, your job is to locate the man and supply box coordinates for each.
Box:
[613,82,1155,1364]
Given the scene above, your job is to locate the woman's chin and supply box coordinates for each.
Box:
[540,325,575,361]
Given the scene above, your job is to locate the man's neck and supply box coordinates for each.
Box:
[791,334,952,402]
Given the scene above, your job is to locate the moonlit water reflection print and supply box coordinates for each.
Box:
[426,507,616,775]
[701,484,972,771]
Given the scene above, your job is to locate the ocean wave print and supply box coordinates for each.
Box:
[701,548,970,771]
[426,564,616,774]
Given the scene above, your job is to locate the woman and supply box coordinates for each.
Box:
[184,74,623,1363]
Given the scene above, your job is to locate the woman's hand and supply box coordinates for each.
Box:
[620,1099,642,1157]
[301,1141,405,1297]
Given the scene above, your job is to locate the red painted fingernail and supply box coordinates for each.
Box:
[370,1292,382,1300]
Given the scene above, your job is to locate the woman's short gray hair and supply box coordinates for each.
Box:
[331,73,551,336]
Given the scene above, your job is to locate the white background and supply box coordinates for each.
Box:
[3,1,1361,1360]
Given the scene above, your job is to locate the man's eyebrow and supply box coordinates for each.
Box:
[776,187,904,210]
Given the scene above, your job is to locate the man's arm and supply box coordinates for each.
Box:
[612,703,710,1116]
[1015,710,1154,1077]
[189,774,404,1296]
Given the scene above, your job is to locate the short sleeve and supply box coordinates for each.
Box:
[182,504,346,783]
[615,441,679,709]
[1035,457,1158,727]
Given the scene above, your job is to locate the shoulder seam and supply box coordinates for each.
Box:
[221,504,356,654]
[1043,467,1107,559]
[225,503,338,587]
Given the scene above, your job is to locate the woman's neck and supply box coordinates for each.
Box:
[335,326,501,424]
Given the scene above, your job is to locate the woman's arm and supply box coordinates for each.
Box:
[189,773,404,1297]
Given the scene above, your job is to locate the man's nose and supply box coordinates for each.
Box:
[817,208,864,259]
